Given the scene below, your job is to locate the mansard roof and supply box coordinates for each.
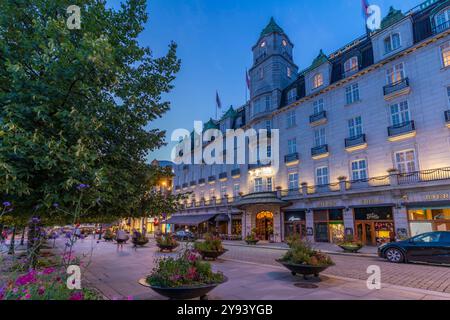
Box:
[221,106,237,120]
[310,49,329,70]
[260,17,285,37]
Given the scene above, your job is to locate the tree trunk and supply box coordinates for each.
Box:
[20,227,26,246]
[27,217,42,269]
[8,226,16,255]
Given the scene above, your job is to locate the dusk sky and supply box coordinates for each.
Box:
[109,0,422,162]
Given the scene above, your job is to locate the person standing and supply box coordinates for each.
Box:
[116,229,128,251]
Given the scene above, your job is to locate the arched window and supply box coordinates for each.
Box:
[434,7,450,32]
[313,73,324,89]
[384,33,401,54]
[344,56,359,74]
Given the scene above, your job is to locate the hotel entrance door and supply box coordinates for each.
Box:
[356,222,374,246]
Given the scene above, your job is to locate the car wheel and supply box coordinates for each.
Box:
[385,248,404,263]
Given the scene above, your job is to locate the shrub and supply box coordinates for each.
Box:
[281,240,334,266]
[338,234,363,247]
[194,233,224,252]
[156,235,178,247]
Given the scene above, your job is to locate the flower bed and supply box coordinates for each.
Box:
[337,235,364,253]
[194,234,227,260]
[156,235,179,252]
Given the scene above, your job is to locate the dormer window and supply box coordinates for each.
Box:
[287,88,297,104]
[287,66,292,78]
[344,56,358,75]
[313,73,324,89]
[434,7,450,33]
[384,33,401,54]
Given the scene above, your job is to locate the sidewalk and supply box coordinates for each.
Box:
[222,240,378,257]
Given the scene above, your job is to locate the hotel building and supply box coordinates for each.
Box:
[169,0,450,245]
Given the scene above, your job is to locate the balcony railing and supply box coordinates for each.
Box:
[182,183,188,189]
[208,176,216,183]
[311,145,329,158]
[433,20,450,34]
[445,110,450,124]
[284,153,299,164]
[190,181,197,187]
[383,78,410,97]
[388,120,416,138]
[398,167,450,185]
[219,172,228,180]
[198,178,206,185]
[175,186,181,191]
[345,134,367,149]
[248,161,271,170]
[231,168,241,177]
[309,111,327,125]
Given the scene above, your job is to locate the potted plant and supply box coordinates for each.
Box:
[276,239,334,280]
[103,229,115,242]
[194,233,228,260]
[141,249,227,300]
[245,229,259,245]
[132,234,149,247]
[156,235,179,252]
[338,234,364,253]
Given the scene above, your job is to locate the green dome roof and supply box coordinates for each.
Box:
[381,6,404,29]
[310,49,329,70]
[260,17,285,37]
[221,106,237,120]
[203,118,219,131]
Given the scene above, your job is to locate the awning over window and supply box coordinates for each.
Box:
[214,214,230,222]
[163,214,218,226]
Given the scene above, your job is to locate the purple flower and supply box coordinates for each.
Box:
[31,217,40,224]
[53,203,59,208]
[2,201,11,207]
[69,292,84,301]
[77,184,90,190]
[43,267,55,275]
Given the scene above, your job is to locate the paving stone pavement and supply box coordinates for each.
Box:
[59,238,450,300]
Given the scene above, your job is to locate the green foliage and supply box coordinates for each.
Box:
[281,240,334,266]
[194,233,224,252]
[0,0,180,222]
[146,250,224,288]
[156,234,178,247]
[338,234,363,247]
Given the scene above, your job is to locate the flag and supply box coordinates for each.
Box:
[246,69,250,90]
[216,91,222,109]
[361,0,369,18]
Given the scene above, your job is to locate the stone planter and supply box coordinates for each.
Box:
[197,249,228,261]
[132,238,149,247]
[276,259,331,280]
[139,277,228,300]
[245,239,259,245]
[338,244,363,253]
[157,243,179,252]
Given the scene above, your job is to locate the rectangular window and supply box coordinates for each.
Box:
[441,42,450,68]
[345,83,359,104]
[265,95,272,111]
[286,110,296,128]
[200,191,205,199]
[265,119,272,131]
[209,188,215,199]
[314,128,326,147]
[288,138,297,154]
[313,99,324,114]
[287,66,292,78]
[288,173,299,191]
[348,116,363,138]
[344,57,358,74]
[266,177,273,192]
[386,63,405,85]
[221,185,227,197]
[395,150,417,173]
[316,167,329,186]
[267,145,272,158]
[233,184,240,197]
[384,33,401,54]
[351,159,368,181]
[259,67,264,80]
[447,87,450,107]
[390,101,410,126]
[313,73,324,89]
[287,88,297,104]
[254,178,263,193]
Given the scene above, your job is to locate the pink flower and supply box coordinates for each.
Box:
[43,267,55,275]
[24,294,31,299]
[15,271,37,286]
[38,287,45,295]
[69,292,84,301]
[126,296,134,300]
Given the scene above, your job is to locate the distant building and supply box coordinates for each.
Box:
[171,1,450,245]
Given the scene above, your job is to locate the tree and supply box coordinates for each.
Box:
[0,0,180,260]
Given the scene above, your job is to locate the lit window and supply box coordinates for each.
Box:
[287,88,297,104]
[313,99,324,115]
[348,116,363,138]
[282,39,288,47]
[316,167,329,186]
[313,73,324,89]
[395,150,417,173]
[344,56,358,74]
[288,172,299,191]
[286,110,296,128]
[287,66,292,78]
[386,63,405,85]
[345,83,360,104]
[233,184,240,197]
[288,138,297,154]
[390,101,410,126]
[434,8,450,32]
[260,41,266,48]
[351,159,367,181]
[314,128,326,147]
[266,177,273,192]
[209,188,215,198]
[441,42,450,68]
[221,185,227,197]
[254,178,263,193]
[384,33,401,54]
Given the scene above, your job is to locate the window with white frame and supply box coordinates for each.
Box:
[286,110,296,128]
[254,178,263,193]
[384,33,401,54]
[314,128,326,147]
[348,116,363,138]
[200,191,205,199]
[344,56,358,74]
[390,101,410,126]
[266,177,273,192]
[440,42,450,68]
[221,185,227,197]
[351,159,368,181]
[233,184,240,197]
[435,8,450,32]
[209,188,215,199]
[395,150,417,173]
[288,172,299,191]
[386,63,405,85]
[253,98,261,115]
[313,73,324,89]
[288,138,297,154]
[265,95,272,111]
[345,83,360,104]
[287,88,297,104]
[287,66,292,78]
[316,167,329,186]
[313,99,324,115]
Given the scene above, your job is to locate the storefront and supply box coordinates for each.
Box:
[407,201,450,236]
[313,209,345,243]
[284,210,306,240]
[353,206,395,246]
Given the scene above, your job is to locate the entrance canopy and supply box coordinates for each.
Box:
[163,214,217,226]
[233,192,290,209]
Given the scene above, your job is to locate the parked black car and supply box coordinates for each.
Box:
[173,230,196,241]
[378,231,450,265]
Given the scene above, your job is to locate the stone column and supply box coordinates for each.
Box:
[273,210,282,243]
[393,205,409,239]
[301,182,308,195]
[338,176,347,193]
[343,207,354,236]
[305,209,314,243]
[388,169,399,187]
